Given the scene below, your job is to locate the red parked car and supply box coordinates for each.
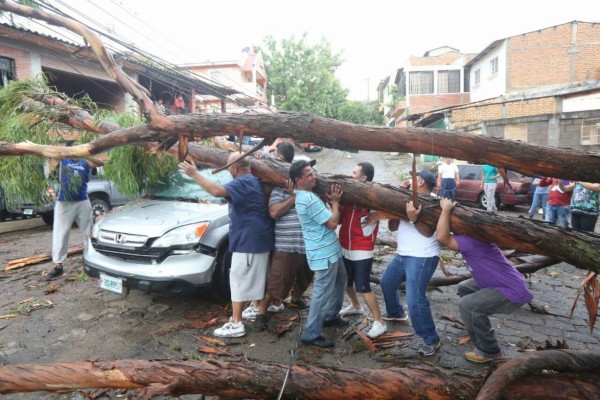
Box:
[402,164,533,209]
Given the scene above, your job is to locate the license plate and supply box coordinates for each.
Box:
[100,273,123,294]
[23,209,33,215]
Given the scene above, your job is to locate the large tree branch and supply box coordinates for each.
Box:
[1,112,598,182]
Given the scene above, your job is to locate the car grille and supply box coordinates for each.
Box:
[98,230,148,246]
[93,230,165,264]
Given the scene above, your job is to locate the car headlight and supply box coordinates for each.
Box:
[151,222,210,248]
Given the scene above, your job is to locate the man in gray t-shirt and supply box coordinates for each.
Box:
[252,143,314,331]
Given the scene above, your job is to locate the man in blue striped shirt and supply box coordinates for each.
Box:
[290,160,347,348]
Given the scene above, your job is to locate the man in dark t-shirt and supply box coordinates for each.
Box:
[180,153,273,338]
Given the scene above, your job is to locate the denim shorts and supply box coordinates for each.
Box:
[343,257,373,293]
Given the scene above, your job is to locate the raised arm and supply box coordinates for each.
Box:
[179,160,228,197]
[436,198,459,251]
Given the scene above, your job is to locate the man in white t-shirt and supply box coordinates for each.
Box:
[437,158,460,201]
[380,170,441,357]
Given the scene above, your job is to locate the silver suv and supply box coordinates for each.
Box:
[83,168,233,298]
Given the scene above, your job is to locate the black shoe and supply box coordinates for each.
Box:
[288,299,309,309]
[323,317,349,327]
[301,335,334,348]
[45,266,64,281]
[252,314,268,331]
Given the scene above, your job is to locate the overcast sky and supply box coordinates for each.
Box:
[43,1,599,100]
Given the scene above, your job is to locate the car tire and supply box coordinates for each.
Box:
[478,192,501,210]
[41,213,54,226]
[212,246,232,301]
[90,198,110,220]
[0,209,8,222]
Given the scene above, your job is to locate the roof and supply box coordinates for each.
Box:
[0,22,238,98]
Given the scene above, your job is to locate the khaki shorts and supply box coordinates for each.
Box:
[230,252,269,302]
[267,251,314,300]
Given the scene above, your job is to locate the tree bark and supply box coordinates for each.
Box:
[1,111,599,182]
[476,350,600,400]
[0,356,599,399]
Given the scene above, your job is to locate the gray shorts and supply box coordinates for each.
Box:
[230,252,269,302]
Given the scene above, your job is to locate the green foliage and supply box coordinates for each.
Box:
[0,77,177,202]
[103,146,177,195]
[0,77,60,206]
[258,34,349,118]
[96,110,178,195]
[335,100,383,126]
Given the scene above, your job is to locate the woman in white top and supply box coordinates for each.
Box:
[437,158,460,201]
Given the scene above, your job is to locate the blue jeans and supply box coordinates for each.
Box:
[381,255,440,345]
[528,192,548,219]
[545,205,571,228]
[301,258,347,341]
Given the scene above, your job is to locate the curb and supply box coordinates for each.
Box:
[0,218,46,234]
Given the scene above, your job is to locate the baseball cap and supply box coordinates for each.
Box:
[416,170,436,191]
[289,159,317,182]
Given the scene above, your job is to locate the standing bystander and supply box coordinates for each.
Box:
[179,153,273,338]
[480,165,500,212]
[45,140,103,281]
[568,181,600,232]
[528,177,549,219]
[437,158,460,200]
[539,178,574,228]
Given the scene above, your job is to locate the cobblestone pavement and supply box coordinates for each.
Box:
[0,149,598,399]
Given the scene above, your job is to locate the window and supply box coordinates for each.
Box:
[0,56,17,87]
[490,57,499,76]
[581,119,600,145]
[474,69,481,86]
[438,70,460,93]
[409,71,433,94]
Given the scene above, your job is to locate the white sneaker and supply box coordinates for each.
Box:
[339,304,364,316]
[214,319,246,338]
[242,305,259,320]
[367,320,387,338]
[267,303,285,313]
[538,209,544,215]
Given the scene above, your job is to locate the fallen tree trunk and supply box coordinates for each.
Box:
[476,350,600,400]
[188,146,600,273]
[0,355,599,399]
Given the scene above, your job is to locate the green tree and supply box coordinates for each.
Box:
[336,100,383,126]
[259,34,349,118]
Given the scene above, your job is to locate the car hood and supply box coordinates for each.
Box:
[97,199,228,236]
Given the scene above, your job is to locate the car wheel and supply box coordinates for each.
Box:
[212,246,232,301]
[41,213,54,226]
[478,192,501,209]
[90,198,110,220]
[0,209,7,222]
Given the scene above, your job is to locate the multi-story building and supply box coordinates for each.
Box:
[379,46,474,127]
[182,47,269,114]
[423,21,600,152]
